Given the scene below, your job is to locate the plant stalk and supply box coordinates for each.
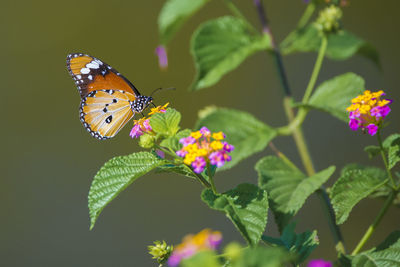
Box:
[302,36,328,103]
[351,190,396,255]
[253,0,291,96]
[224,0,258,34]
[155,144,211,188]
[377,130,396,189]
[207,165,218,194]
[298,2,316,28]
[254,1,345,254]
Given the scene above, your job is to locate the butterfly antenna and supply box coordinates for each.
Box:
[150,87,176,97]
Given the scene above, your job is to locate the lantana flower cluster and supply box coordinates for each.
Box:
[346,90,391,136]
[167,229,222,267]
[176,127,234,173]
[129,103,169,138]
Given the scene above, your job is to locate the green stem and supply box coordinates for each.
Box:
[223,0,258,34]
[155,144,211,188]
[269,142,298,171]
[302,36,328,103]
[280,36,346,253]
[277,36,328,136]
[253,1,345,254]
[283,98,315,175]
[298,3,316,28]
[377,130,396,189]
[351,191,396,255]
[207,165,218,194]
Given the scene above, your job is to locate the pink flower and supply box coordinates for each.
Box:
[347,90,392,136]
[143,119,152,131]
[179,136,196,146]
[308,259,332,267]
[367,124,378,136]
[199,127,211,137]
[129,124,143,138]
[155,45,168,70]
[192,157,206,173]
[168,229,222,267]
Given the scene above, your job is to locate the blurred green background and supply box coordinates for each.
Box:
[2,0,399,266]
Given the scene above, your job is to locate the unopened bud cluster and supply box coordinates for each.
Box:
[315,5,342,34]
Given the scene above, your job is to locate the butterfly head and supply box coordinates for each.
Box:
[131,95,153,113]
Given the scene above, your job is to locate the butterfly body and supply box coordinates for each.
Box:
[66,53,153,140]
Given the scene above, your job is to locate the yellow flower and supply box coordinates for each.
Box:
[191,131,202,140]
[212,132,225,140]
[148,102,169,115]
[210,141,223,150]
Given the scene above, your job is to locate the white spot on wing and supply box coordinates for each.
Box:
[80,68,90,74]
[88,75,93,80]
[86,62,99,69]
[76,75,82,79]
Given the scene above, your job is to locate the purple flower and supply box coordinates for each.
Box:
[156,149,165,159]
[222,142,234,153]
[209,151,225,168]
[349,119,361,131]
[207,232,222,250]
[192,157,206,173]
[143,119,152,131]
[367,124,378,136]
[199,127,211,137]
[179,136,196,146]
[155,45,168,70]
[308,259,332,267]
[130,124,143,138]
[347,90,391,136]
[176,149,187,157]
[168,245,196,267]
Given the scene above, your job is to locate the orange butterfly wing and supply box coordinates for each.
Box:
[66,53,141,140]
[80,90,136,139]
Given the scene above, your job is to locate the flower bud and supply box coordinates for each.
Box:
[148,240,173,265]
[139,134,156,148]
[315,5,342,34]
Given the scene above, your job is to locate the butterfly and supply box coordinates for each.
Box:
[66,53,153,140]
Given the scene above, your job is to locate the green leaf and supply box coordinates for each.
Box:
[352,232,400,266]
[150,108,181,137]
[231,246,294,267]
[195,107,276,170]
[280,25,379,66]
[191,16,271,90]
[364,145,381,159]
[158,0,210,44]
[88,152,166,229]
[330,164,388,224]
[262,223,319,264]
[256,156,335,214]
[155,164,197,179]
[376,231,400,251]
[181,251,220,267]
[160,128,191,151]
[201,183,268,246]
[307,73,365,121]
[384,134,400,169]
[364,134,400,169]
